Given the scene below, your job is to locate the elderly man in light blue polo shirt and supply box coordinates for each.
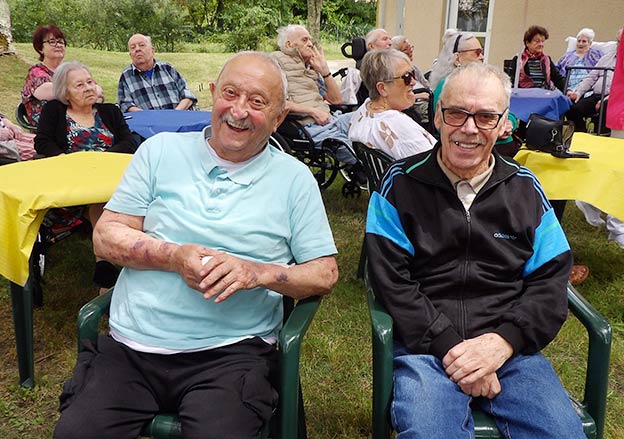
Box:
[54,51,338,439]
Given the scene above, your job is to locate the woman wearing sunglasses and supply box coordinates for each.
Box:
[348,49,436,159]
[429,29,519,158]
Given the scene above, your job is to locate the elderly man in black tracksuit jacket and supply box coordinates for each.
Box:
[365,62,585,439]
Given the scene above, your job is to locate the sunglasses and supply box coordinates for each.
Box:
[387,69,417,86]
[458,48,483,57]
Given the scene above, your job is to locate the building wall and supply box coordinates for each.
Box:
[379,0,623,74]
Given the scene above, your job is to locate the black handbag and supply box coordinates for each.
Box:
[525,113,589,158]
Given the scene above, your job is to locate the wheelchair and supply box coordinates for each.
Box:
[272,114,365,198]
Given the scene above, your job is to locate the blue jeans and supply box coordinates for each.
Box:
[392,347,585,439]
[304,112,356,165]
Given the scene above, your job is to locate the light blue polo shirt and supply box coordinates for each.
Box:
[105,128,337,350]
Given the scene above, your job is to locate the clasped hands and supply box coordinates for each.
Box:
[172,244,266,303]
[0,119,28,142]
[442,333,513,399]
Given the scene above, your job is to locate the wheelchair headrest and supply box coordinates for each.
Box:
[341,37,367,62]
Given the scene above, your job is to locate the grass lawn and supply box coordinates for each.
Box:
[1,44,623,438]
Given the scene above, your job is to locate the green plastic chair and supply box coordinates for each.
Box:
[77,289,321,439]
[367,282,611,439]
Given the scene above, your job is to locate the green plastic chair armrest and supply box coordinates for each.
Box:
[141,414,182,438]
[367,286,394,439]
[278,295,322,439]
[566,283,612,439]
[77,289,113,352]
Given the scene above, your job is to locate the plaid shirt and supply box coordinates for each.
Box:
[117,60,197,112]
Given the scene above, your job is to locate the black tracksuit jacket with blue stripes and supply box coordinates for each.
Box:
[365,144,573,360]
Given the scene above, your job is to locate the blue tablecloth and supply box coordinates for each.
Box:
[124,110,211,139]
[510,88,571,122]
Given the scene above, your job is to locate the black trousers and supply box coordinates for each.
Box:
[565,94,604,133]
[54,336,278,439]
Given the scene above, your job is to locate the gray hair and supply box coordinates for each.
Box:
[217,51,288,112]
[276,24,307,51]
[391,35,408,49]
[429,28,478,90]
[52,61,93,105]
[576,28,595,42]
[360,49,411,100]
[440,62,511,109]
[128,33,153,46]
[365,28,387,49]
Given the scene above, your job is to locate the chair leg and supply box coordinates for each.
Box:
[297,384,307,439]
[356,235,366,279]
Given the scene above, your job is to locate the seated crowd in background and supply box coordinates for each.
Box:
[118,33,197,112]
[430,29,519,157]
[270,24,359,171]
[34,61,136,292]
[510,25,566,92]
[21,25,67,126]
[349,49,435,159]
[556,27,603,92]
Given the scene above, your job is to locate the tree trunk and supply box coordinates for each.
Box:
[307,0,322,43]
[0,0,15,54]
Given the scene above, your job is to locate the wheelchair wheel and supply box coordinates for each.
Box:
[304,148,339,191]
[268,133,292,154]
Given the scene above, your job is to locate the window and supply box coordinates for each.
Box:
[446,0,495,62]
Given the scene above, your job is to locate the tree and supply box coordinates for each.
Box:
[307,0,322,42]
[0,0,15,54]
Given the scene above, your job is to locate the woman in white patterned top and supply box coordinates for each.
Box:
[349,49,436,159]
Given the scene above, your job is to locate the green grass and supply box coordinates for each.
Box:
[1,45,624,439]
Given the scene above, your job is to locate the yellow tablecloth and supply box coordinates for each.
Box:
[0,152,132,286]
[515,133,624,220]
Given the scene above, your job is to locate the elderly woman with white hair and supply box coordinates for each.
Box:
[556,28,603,91]
[35,61,136,291]
[35,61,136,156]
[348,49,436,159]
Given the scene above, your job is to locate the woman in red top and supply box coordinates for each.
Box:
[21,25,66,125]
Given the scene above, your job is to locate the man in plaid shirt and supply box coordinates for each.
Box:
[117,34,197,112]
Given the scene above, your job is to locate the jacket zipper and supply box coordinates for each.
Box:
[460,209,471,339]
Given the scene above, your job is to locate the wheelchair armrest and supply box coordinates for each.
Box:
[566,283,611,435]
[284,112,309,122]
[329,104,357,114]
[77,288,113,352]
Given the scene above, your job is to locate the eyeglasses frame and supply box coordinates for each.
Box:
[43,39,66,47]
[440,106,508,130]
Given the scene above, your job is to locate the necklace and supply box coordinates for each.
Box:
[368,100,388,112]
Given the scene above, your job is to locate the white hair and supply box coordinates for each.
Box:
[391,35,408,49]
[576,28,595,42]
[428,28,478,91]
[440,62,511,108]
[366,28,386,48]
[276,24,307,51]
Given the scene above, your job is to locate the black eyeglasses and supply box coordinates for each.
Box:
[441,107,507,130]
[43,39,66,47]
[386,69,416,86]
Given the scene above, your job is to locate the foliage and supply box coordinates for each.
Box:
[8,0,376,52]
[216,4,281,51]
[1,46,624,438]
